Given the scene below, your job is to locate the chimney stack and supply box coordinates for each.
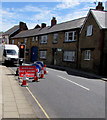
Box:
[96,2,104,11]
[41,23,46,28]
[19,22,28,31]
[51,17,57,27]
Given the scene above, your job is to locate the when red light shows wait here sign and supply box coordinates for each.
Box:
[19,66,36,77]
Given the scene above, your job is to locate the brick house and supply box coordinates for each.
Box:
[11,17,85,69]
[79,2,107,75]
[3,22,28,44]
[37,17,85,69]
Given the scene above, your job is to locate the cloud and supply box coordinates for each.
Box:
[1,1,106,32]
[56,0,80,9]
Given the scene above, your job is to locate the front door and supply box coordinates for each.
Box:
[31,46,38,62]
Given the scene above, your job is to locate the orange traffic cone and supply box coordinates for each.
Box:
[44,64,47,74]
[40,67,44,78]
[21,72,28,87]
[32,69,39,82]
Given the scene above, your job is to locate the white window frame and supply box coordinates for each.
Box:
[24,38,27,44]
[63,51,76,62]
[86,25,93,36]
[84,50,91,60]
[53,33,58,43]
[32,37,35,42]
[40,35,48,44]
[40,51,47,59]
[35,36,38,41]
[65,31,76,42]
[12,40,14,44]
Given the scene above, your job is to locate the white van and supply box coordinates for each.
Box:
[2,44,19,64]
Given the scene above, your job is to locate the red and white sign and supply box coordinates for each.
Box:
[19,66,36,77]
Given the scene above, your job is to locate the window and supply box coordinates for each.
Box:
[32,37,35,42]
[40,51,47,59]
[63,51,75,62]
[84,50,91,60]
[24,38,27,44]
[53,33,58,43]
[40,35,48,44]
[86,25,93,36]
[12,40,14,44]
[65,31,76,42]
[35,36,38,41]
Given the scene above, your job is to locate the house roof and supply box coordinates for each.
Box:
[3,25,19,36]
[47,17,86,33]
[12,28,41,38]
[91,10,107,29]
[12,17,86,38]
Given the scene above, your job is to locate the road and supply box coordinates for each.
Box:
[10,66,105,119]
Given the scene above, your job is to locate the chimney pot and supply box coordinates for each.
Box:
[41,23,46,28]
[96,2,104,11]
[51,17,57,27]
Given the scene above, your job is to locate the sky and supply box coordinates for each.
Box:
[0,0,107,32]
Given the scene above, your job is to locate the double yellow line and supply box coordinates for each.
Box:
[9,67,50,120]
[26,87,50,120]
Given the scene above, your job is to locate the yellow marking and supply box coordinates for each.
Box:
[9,67,50,119]
[26,87,50,120]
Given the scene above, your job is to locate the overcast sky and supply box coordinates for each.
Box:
[0,0,107,32]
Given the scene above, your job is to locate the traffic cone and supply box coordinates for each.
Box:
[32,69,39,82]
[21,72,28,87]
[44,64,47,74]
[40,67,44,78]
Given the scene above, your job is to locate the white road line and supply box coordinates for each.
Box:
[47,68,66,73]
[57,75,90,91]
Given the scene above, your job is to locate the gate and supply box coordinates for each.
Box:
[31,46,38,62]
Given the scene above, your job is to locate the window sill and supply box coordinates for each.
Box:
[63,60,75,62]
[40,58,47,60]
[63,40,76,43]
[84,59,91,61]
[40,43,47,44]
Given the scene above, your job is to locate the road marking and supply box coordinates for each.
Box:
[9,67,50,120]
[47,68,66,73]
[57,75,90,91]
[26,87,50,120]
[9,67,16,74]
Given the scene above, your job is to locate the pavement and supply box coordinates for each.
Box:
[0,65,37,119]
[47,65,107,81]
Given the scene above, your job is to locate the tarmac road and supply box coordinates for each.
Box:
[10,66,105,119]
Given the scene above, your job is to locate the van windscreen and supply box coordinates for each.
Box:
[6,50,16,55]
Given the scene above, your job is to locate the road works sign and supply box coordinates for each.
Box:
[19,66,36,77]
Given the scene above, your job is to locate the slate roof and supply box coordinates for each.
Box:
[91,10,107,29]
[12,17,86,38]
[47,17,86,33]
[12,28,41,38]
[3,25,19,36]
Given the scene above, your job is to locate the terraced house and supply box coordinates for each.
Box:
[2,22,28,44]
[10,2,107,75]
[79,2,107,75]
[11,17,85,70]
